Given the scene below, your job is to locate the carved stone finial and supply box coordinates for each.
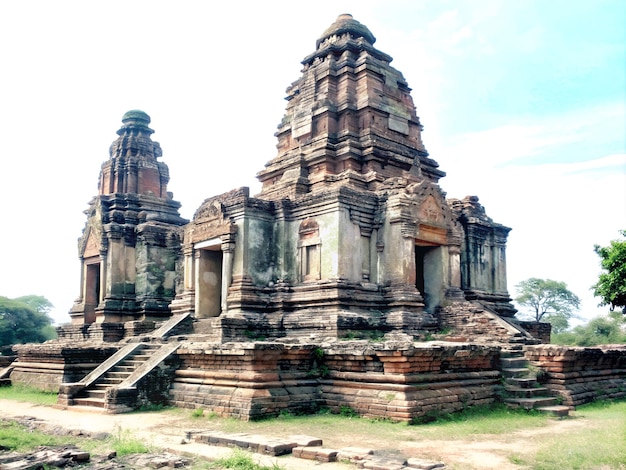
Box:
[316,13,376,48]
[117,109,154,136]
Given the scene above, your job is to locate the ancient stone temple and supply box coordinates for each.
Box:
[69,110,187,326]
[16,14,617,424]
[170,13,514,341]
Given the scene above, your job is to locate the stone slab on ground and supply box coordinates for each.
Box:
[337,446,375,463]
[358,455,407,470]
[191,430,300,456]
[293,446,339,462]
[536,405,570,417]
[289,434,323,446]
[406,457,446,469]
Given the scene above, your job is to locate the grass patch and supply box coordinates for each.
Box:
[0,420,75,451]
[0,419,150,458]
[181,402,551,442]
[516,400,626,470]
[0,384,58,406]
[408,403,549,439]
[205,449,283,469]
[109,425,152,456]
[191,407,205,418]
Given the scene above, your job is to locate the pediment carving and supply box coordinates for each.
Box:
[78,225,103,258]
[195,200,224,223]
[419,195,442,224]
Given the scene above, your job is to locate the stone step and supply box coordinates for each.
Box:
[500,357,527,368]
[107,371,132,379]
[118,360,144,367]
[98,378,124,385]
[92,384,111,390]
[501,345,524,354]
[506,377,538,388]
[132,354,154,360]
[536,405,570,418]
[73,397,105,408]
[85,390,106,399]
[501,367,529,378]
[508,337,526,344]
[505,386,550,398]
[505,397,559,409]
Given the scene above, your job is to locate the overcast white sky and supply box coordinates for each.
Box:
[1,0,624,325]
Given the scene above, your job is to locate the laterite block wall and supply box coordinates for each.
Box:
[525,344,626,407]
[171,341,501,422]
[10,343,118,392]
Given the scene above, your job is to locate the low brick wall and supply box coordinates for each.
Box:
[524,344,626,407]
[10,343,119,391]
[56,321,158,342]
[171,341,501,422]
[321,342,500,421]
[518,321,551,344]
[170,342,321,420]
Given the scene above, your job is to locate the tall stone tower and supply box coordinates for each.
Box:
[69,111,187,325]
[257,13,442,198]
[171,14,514,341]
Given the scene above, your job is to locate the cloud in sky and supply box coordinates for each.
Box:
[0,0,624,325]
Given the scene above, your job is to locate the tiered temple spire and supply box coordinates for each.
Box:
[257,13,444,200]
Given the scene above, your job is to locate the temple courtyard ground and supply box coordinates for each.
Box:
[2,398,619,470]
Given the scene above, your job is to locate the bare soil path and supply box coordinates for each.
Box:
[0,399,586,469]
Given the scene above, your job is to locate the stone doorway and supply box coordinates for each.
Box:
[83,260,100,324]
[415,244,444,313]
[195,245,223,318]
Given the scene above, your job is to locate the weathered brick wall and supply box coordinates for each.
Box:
[438,302,530,343]
[57,321,158,342]
[56,324,125,342]
[518,321,551,344]
[171,341,501,422]
[525,344,626,407]
[10,343,118,392]
[321,342,501,421]
[170,342,321,420]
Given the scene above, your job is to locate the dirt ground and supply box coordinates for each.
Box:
[0,399,587,469]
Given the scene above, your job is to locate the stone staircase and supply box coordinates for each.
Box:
[58,313,191,412]
[71,342,168,408]
[500,347,569,417]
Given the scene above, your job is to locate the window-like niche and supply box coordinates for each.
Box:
[298,219,321,281]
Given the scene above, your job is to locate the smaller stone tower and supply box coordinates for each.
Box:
[69,111,187,325]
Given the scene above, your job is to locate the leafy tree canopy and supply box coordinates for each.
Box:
[552,311,626,346]
[13,295,53,315]
[515,278,581,332]
[0,295,56,353]
[592,230,626,314]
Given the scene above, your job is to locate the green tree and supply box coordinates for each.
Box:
[552,312,626,346]
[0,296,56,353]
[515,278,581,333]
[13,295,53,315]
[592,230,626,314]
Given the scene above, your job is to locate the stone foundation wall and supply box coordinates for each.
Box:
[10,343,119,392]
[171,341,501,422]
[170,342,321,420]
[524,344,626,407]
[56,321,158,343]
[518,321,551,344]
[321,342,500,421]
[438,301,532,343]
